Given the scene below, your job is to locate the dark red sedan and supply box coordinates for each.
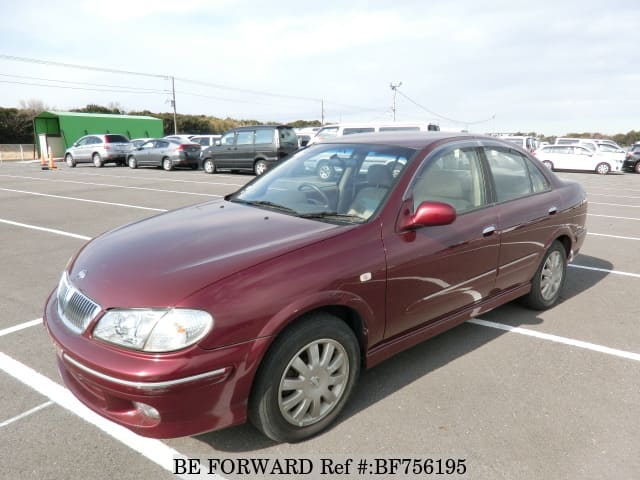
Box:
[44,132,587,442]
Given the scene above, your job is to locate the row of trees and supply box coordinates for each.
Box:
[0,102,637,145]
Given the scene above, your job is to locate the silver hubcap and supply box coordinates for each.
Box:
[205,161,214,173]
[597,164,609,174]
[278,339,349,427]
[318,165,331,180]
[256,162,266,175]
[540,251,563,301]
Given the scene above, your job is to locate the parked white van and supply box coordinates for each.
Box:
[498,135,538,152]
[307,122,440,145]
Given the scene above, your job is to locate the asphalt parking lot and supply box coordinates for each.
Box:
[1,161,638,480]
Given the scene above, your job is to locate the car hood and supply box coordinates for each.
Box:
[67,200,342,308]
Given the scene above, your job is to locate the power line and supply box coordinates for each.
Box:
[0,73,168,93]
[0,79,166,95]
[0,54,168,79]
[396,89,495,126]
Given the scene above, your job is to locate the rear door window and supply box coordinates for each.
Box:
[255,129,274,144]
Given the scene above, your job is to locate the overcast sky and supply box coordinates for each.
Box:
[1,0,639,136]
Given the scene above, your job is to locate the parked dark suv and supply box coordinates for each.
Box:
[201,125,298,175]
[623,144,640,173]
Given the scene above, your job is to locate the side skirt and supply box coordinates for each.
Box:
[365,283,531,369]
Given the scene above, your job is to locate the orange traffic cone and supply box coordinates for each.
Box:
[48,146,57,169]
[40,148,49,170]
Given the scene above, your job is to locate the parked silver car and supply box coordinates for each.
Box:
[64,134,131,167]
[127,138,202,170]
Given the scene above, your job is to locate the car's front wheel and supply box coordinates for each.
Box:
[162,158,173,171]
[542,160,553,170]
[65,154,76,168]
[595,162,610,175]
[249,313,360,443]
[520,240,567,310]
[203,158,216,174]
[635,162,640,174]
[128,156,137,169]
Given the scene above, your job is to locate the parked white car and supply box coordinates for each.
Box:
[535,144,623,174]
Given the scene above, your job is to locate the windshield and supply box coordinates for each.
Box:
[229,143,415,223]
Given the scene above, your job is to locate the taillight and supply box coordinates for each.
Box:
[177,145,185,151]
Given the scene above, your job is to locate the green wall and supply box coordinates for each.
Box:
[34,111,163,156]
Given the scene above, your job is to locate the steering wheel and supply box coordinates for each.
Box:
[298,182,330,208]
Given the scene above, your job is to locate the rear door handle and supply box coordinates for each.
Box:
[482,225,496,236]
[548,206,558,215]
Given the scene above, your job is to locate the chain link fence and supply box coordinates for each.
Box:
[0,144,38,162]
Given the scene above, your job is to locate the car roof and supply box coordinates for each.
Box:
[319,131,493,149]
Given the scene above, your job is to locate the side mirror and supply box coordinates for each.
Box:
[215,140,221,146]
[399,201,457,231]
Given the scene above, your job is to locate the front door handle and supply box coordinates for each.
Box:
[482,225,496,236]
[548,206,558,215]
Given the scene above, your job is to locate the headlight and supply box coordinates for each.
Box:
[93,308,213,352]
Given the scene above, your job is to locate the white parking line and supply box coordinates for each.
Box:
[589,193,640,200]
[0,187,168,212]
[588,213,640,221]
[0,218,91,240]
[0,318,42,337]
[589,202,640,208]
[0,174,220,197]
[58,169,246,186]
[589,232,640,241]
[569,264,640,279]
[0,352,185,474]
[469,319,640,362]
[0,401,54,428]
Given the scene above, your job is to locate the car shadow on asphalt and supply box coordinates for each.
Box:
[193,253,613,451]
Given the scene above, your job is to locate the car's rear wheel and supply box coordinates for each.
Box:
[249,313,360,443]
[92,153,103,168]
[520,240,566,310]
[128,156,137,169]
[203,158,216,174]
[595,162,610,175]
[542,160,553,170]
[162,158,172,171]
[316,161,334,180]
[635,162,640,174]
[254,159,268,176]
[65,154,76,168]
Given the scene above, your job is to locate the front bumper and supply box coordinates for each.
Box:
[44,292,270,438]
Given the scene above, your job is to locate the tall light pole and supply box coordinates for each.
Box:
[390,81,402,121]
[170,76,177,134]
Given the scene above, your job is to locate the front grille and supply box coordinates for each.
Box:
[57,273,101,333]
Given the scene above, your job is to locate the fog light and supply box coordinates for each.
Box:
[133,401,160,419]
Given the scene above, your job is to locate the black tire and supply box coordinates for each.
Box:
[92,153,104,168]
[316,161,334,181]
[542,160,553,171]
[249,313,360,443]
[595,162,610,175]
[254,159,268,176]
[520,240,567,310]
[634,162,640,174]
[65,154,76,168]
[203,158,216,174]
[128,156,138,169]
[162,157,173,171]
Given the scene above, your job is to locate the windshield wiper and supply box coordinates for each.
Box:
[297,211,362,222]
[231,199,298,214]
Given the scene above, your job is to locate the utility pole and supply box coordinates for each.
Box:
[390,82,402,121]
[321,99,325,125]
[170,76,177,134]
